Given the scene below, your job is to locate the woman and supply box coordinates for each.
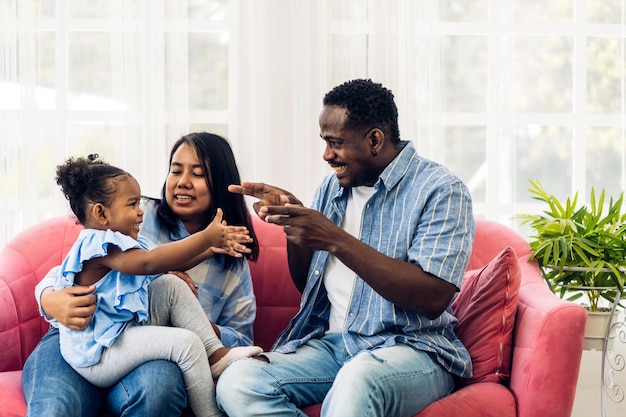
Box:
[22,132,259,417]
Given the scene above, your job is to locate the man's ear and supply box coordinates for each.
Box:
[92,203,109,226]
[369,128,385,155]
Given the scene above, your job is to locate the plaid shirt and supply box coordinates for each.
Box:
[139,200,256,347]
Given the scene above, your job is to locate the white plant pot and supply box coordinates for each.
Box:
[584,310,617,351]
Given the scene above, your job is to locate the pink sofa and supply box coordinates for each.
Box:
[0,215,586,417]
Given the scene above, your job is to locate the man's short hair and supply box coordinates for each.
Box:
[323,79,400,143]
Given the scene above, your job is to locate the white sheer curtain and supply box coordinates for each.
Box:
[230,0,439,207]
[1,0,625,247]
[1,0,229,245]
[229,0,330,208]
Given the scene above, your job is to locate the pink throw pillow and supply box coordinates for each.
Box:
[451,246,521,386]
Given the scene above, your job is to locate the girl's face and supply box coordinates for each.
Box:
[103,175,144,240]
[165,143,212,234]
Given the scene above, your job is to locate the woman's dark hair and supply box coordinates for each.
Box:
[55,154,130,225]
[149,132,259,265]
[323,78,401,143]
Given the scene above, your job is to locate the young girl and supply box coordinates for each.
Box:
[52,154,262,417]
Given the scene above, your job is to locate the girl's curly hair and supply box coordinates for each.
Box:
[55,154,130,224]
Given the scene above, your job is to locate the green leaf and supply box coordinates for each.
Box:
[517,179,626,309]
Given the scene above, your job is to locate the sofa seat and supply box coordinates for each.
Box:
[0,215,587,417]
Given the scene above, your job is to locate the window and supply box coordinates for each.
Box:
[1,0,624,246]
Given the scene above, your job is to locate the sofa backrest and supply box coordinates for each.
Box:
[248,217,300,350]
[0,214,298,369]
[0,214,554,369]
[468,218,534,271]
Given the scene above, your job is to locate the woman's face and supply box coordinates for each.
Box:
[165,143,212,233]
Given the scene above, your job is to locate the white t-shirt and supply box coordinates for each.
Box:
[324,185,376,333]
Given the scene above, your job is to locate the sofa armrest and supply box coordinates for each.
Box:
[0,370,27,416]
[0,216,82,372]
[510,255,587,417]
[416,382,516,417]
[0,245,48,372]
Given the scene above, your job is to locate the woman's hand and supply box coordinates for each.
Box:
[41,286,97,330]
[167,270,199,297]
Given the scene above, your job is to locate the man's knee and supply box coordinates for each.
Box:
[216,357,264,399]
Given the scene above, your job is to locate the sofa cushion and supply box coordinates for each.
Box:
[451,246,521,386]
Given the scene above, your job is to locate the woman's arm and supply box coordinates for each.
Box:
[37,266,97,330]
[40,286,97,330]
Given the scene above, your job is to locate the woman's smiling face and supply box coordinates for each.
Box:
[165,143,212,233]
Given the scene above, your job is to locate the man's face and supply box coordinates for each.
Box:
[319,105,379,188]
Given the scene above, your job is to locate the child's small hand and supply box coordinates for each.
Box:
[207,208,253,257]
[221,225,254,257]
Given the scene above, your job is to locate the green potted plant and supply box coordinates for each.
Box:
[518,179,626,350]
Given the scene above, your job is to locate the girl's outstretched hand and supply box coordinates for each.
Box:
[207,208,253,257]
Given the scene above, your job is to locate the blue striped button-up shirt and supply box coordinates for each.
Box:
[273,140,475,378]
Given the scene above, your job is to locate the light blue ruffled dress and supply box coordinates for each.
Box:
[53,229,159,368]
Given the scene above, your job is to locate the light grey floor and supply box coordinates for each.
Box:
[571,325,626,417]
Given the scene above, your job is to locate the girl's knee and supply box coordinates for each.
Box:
[166,330,206,368]
[180,331,205,352]
[149,274,189,306]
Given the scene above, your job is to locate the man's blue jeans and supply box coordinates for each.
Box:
[216,332,455,417]
[22,327,187,417]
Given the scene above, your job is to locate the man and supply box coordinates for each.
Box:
[219,78,475,416]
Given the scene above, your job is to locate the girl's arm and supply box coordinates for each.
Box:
[176,247,217,272]
[100,209,252,276]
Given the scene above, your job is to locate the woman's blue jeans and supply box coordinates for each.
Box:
[216,333,454,417]
[21,327,187,417]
